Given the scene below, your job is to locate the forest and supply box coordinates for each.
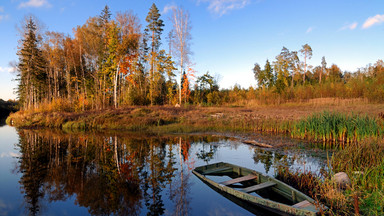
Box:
[14,3,384,112]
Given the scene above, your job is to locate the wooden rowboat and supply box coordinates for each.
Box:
[192,162,327,216]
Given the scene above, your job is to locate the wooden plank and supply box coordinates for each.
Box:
[242,181,276,193]
[202,166,232,175]
[220,174,257,186]
[292,200,313,209]
[242,140,273,148]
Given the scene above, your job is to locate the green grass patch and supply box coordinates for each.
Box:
[292,111,382,147]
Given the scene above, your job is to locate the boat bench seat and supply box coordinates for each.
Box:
[241,181,276,193]
[202,166,232,175]
[220,174,258,186]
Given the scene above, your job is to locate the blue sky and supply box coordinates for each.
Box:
[0,0,383,100]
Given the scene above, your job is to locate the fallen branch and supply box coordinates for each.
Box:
[242,140,273,148]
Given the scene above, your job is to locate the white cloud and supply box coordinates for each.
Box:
[19,0,51,8]
[0,6,8,22]
[198,0,251,16]
[363,14,384,29]
[339,22,358,31]
[0,14,9,21]
[0,67,16,73]
[306,27,313,34]
[162,4,176,15]
[0,151,20,158]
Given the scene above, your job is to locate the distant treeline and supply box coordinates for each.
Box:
[0,99,18,118]
[14,3,384,112]
[250,45,384,105]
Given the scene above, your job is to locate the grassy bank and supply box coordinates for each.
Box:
[6,106,291,134]
[7,100,384,146]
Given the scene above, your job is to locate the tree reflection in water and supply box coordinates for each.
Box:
[253,148,295,173]
[13,129,324,215]
[15,130,206,216]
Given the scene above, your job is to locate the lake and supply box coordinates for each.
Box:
[0,123,326,215]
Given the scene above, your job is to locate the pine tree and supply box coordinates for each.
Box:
[99,5,112,108]
[264,59,275,89]
[17,17,46,109]
[145,3,164,105]
[321,56,327,84]
[300,44,312,83]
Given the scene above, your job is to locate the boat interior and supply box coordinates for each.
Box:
[195,162,318,211]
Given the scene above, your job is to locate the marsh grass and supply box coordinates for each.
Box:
[331,139,384,215]
[277,138,384,215]
[292,111,383,147]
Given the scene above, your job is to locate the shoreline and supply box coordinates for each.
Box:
[6,102,384,143]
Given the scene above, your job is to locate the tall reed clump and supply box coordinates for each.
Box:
[331,139,384,215]
[292,111,383,147]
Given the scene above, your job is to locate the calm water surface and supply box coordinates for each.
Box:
[0,124,326,216]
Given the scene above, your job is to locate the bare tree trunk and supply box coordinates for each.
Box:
[54,68,57,99]
[48,67,52,102]
[113,65,119,108]
[102,73,106,109]
[114,136,120,174]
[79,45,86,111]
[171,7,190,105]
[65,59,71,102]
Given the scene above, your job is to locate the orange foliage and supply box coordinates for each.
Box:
[186,66,196,79]
[119,54,138,86]
[181,66,196,102]
[181,140,191,162]
[120,152,138,182]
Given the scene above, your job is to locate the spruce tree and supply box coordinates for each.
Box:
[17,17,46,109]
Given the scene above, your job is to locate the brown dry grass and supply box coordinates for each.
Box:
[7,98,384,133]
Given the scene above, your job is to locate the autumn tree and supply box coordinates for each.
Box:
[170,6,192,105]
[63,36,80,102]
[328,64,342,82]
[180,67,195,104]
[180,71,190,103]
[42,31,65,101]
[74,16,105,109]
[115,11,141,107]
